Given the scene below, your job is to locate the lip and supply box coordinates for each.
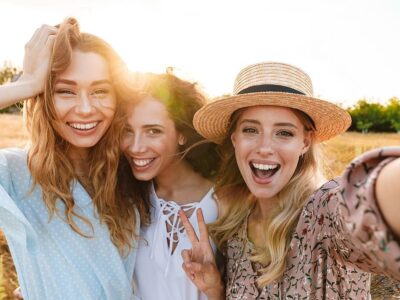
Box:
[130,157,157,172]
[67,121,101,136]
[249,159,280,184]
[250,159,279,165]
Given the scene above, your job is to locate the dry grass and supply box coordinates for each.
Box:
[0,114,399,299]
[0,114,28,149]
[322,132,400,179]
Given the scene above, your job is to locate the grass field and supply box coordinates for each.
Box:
[0,113,399,299]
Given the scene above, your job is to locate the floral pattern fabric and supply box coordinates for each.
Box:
[226,147,400,299]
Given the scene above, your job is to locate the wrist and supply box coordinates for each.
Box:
[17,74,44,97]
[206,282,225,300]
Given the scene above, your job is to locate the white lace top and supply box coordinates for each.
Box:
[134,183,218,300]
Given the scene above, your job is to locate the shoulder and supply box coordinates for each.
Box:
[0,148,28,173]
[302,179,340,214]
[0,147,27,163]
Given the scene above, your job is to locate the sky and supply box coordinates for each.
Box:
[0,0,399,107]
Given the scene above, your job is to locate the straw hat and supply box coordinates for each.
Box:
[193,62,351,144]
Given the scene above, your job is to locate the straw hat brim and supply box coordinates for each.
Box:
[193,92,351,144]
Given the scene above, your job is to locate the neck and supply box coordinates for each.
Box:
[154,159,210,204]
[67,146,91,175]
[253,196,279,220]
[155,159,195,192]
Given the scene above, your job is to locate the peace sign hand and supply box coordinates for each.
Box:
[179,208,225,300]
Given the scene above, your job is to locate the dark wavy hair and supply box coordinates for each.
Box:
[140,71,220,179]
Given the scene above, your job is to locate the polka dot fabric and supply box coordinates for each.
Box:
[0,148,139,300]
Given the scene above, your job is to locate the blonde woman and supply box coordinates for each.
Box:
[0,18,147,299]
[180,62,400,299]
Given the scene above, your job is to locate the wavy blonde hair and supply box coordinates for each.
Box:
[209,107,322,287]
[24,18,143,255]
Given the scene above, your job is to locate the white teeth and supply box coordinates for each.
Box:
[133,158,153,167]
[252,163,278,171]
[69,122,98,130]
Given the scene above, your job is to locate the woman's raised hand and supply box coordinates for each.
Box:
[179,208,225,300]
[20,24,58,94]
[0,24,57,109]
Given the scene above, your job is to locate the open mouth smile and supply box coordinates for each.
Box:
[133,158,154,167]
[68,121,99,131]
[132,158,156,168]
[250,162,280,180]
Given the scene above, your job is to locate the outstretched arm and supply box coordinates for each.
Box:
[179,208,225,300]
[376,157,400,238]
[0,25,57,109]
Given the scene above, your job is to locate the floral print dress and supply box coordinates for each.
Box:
[226,147,400,299]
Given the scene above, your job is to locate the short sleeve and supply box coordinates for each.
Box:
[327,147,400,280]
[0,149,37,253]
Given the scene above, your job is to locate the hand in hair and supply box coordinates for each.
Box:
[0,24,57,109]
[179,208,225,300]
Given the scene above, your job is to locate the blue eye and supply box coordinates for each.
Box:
[243,127,258,134]
[277,130,294,137]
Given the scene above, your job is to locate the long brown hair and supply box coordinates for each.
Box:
[209,107,322,286]
[24,17,143,254]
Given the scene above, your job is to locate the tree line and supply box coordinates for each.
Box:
[1,64,399,133]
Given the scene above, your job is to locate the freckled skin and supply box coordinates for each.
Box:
[231,106,310,201]
[53,50,116,154]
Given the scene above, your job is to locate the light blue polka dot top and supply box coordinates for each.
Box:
[0,148,139,300]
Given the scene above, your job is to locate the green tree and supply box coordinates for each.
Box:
[0,62,21,113]
[348,99,387,133]
[385,97,400,133]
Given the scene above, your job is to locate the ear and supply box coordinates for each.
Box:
[178,134,186,146]
[301,131,312,155]
[230,132,236,148]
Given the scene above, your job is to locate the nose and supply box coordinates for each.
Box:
[75,92,96,115]
[256,134,274,156]
[127,133,146,154]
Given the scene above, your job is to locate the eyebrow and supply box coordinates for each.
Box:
[274,122,298,129]
[240,119,298,129]
[240,119,261,125]
[54,79,112,86]
[142,124,165,129]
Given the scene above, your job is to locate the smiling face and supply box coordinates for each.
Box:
[120,97,185,181]
[231,106,311,201]
[52,50,116,153]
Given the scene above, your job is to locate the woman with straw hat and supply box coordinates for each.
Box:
[179,62,400,299]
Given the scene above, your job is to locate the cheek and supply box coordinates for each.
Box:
[120,136,130,150]
[234,143,251,173]
[279,143,303,172]
[53,97,72,119]
[97,96,117,114]
[234,138,254,160]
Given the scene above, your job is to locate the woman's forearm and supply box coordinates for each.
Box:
[376,157,400,238]
[0,77,40,109]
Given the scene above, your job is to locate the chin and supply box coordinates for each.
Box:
[69,140,101,149]
[131,170,154,182]
[247,185,278,200]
